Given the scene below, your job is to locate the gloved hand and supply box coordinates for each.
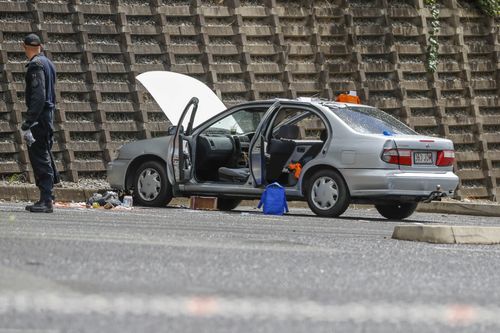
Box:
[21,121,32,131]
[21,128,36,146]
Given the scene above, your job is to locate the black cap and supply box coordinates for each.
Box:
[24,33,42,46]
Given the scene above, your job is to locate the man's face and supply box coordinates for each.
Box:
[22,44,39,58]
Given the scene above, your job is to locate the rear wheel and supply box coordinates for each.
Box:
[217,198,242,211]
[306,169,350,217]
[133,160,172,207]
[375,202,418,220]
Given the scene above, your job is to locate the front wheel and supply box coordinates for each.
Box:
[133,160,172,207]
[306,169,350,217]
[375,202,418,220]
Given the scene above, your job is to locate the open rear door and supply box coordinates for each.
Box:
[249,101,281,187]
[171,98,199,184]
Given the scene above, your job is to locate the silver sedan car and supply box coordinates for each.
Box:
[107,71,459,219]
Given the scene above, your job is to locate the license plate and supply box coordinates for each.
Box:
[413,152,433,165]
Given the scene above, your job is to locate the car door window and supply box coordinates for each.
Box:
[172,98,198,183]
[270,108,303,139]
[295,114,327,140]
[205,108,266,136]
[269,108,326,140]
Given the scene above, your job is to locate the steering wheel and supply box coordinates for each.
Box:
[226,135,242,167]
[233,135,242,154]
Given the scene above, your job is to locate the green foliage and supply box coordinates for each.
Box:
[425,0,440,73]
[476,0,500,17]
[4,173,26,184]
[424,0,498,72]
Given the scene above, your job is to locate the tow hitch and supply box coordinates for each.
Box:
[423,185,447,203]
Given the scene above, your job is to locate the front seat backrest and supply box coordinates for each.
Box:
[276,124,299,140]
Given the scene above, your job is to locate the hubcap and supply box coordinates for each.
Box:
[137,168,161,201]
[311,176,339,210]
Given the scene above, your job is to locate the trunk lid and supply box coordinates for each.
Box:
[388,135,455,170]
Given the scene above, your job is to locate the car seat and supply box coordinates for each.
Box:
[266,124,299,182]
[218,166,250,183]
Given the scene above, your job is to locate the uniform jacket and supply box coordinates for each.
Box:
[23,53,56,132]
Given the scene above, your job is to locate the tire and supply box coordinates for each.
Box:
[306,169,350,218]
[375,202,418,220]
[133,160,172,207]
[217,198,242,211]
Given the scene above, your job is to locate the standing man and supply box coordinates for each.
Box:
[21,33,58,213]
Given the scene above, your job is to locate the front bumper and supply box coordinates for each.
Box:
[342,169,459,197]
[106,159,131,191]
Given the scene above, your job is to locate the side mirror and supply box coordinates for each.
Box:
[167,125,185,136]
[166,125,177,136]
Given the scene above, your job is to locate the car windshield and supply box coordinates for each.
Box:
[327,105,417,135]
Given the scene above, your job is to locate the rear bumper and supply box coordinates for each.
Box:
[343,169,459,197]
[106,159,130,191]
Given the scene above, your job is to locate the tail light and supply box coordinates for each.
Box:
[436,150,455,166]
[381,148,412,166]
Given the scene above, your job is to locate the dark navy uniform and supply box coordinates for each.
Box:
[22,53,58,204]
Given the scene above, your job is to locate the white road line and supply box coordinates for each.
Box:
[431,246,500,253]
[0,328,60,333]
[0,292,498,326]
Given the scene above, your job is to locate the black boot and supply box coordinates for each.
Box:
[29,200,54,213]
[25,200,42,211]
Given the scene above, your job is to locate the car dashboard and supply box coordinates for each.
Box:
[195,133,250,181]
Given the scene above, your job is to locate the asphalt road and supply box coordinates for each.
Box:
[0,202,499,333]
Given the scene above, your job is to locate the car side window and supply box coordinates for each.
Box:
[270,108,327,141]
[295,114,327,140]
[204,108,266,136]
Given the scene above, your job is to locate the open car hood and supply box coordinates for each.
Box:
[136,71,227,127]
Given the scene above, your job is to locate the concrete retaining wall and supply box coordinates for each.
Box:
[0,0,499,201]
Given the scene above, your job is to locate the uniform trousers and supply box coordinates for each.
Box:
[27,127,54,203]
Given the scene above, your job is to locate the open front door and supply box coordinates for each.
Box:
[249,101,281,187]
[171,98,199,184]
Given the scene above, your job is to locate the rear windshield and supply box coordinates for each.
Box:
[327,105,417,135]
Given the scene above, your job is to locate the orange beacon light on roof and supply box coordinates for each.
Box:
[336,91,361,104]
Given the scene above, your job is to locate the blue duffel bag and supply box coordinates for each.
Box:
[257,182,289,215]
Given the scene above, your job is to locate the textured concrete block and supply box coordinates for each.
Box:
[0,186,27,201]
[392,225,455,244]
[452,227,500,245]
[54,188,87,203]
[26,187,39,201]
[392,225,500,245]
[417,201,500,217]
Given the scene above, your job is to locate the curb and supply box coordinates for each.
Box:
[0,186,92,203]
[0,185,499,217]
[392,225,500,244]
[416,201,500,217]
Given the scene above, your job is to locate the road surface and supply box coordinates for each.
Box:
[0,202,499,332]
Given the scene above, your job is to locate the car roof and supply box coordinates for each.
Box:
[231,97,371,109]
